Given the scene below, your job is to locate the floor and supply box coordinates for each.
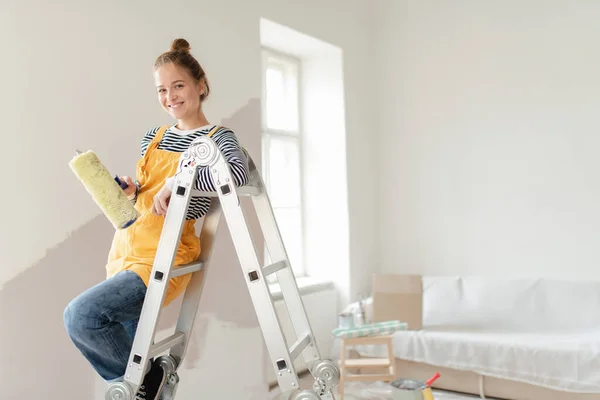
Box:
[269,372,489,399]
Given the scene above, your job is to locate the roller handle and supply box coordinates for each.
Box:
[114,176,129,190]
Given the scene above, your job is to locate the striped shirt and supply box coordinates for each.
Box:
[135,124,250,220]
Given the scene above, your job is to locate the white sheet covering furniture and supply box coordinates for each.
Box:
[332,276,600,399]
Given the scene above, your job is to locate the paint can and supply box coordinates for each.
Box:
[389,378,426,400]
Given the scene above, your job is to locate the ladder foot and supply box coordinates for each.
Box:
[312,360,340,392]
[292,389,321,400]
[281,389,321,400]
[105,381,134,400]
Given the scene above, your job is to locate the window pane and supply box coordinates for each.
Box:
[265,66,286,130]
[267,135,301,207]
[273,207,303,276]
[285,70,299,131]
[265,59,299,132]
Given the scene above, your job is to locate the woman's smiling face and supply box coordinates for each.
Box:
[154,62,204,121]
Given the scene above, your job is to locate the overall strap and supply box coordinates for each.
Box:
[148,125,169,150]
[139,125,169,172]
[207,125,222,137]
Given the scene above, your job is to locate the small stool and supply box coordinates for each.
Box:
[338,334,396,397]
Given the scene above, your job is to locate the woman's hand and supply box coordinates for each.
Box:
[152,185,172,216]
[118,176,137,199]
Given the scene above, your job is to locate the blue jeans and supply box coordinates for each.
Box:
[63,270,147,382]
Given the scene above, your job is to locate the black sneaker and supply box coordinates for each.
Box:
[135,360,166,400]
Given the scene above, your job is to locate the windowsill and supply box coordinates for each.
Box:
[269,275,334,301]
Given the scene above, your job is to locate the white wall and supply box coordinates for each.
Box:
[375,0,600,279]
[0,0,375,399]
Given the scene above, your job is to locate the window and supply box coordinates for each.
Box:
[261,48,305,278]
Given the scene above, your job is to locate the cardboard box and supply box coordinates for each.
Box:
[371,274,423,330]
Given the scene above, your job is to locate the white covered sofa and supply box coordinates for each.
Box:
[332,276,600,400]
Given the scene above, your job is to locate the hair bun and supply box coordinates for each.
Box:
[170,38,191,53]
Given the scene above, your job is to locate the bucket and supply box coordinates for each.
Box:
[389,378,427,400]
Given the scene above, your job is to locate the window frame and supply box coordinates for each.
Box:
[260,46,307,278]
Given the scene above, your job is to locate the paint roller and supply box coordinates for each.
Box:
[69,149,139,229]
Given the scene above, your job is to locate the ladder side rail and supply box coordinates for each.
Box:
[154,153,225,399]
[168,197,223,366]
[190,136,303,393]
[121,165,196,390]
[248,156,322,368]
[246,152,340,399]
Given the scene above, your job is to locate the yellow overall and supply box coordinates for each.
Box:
[105,125,214,307]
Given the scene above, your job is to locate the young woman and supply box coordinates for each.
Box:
[63,38,250,400]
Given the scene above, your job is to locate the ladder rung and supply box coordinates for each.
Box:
[150,331,185,358]
[289,333,312,361]
[192,185,262,197]
[262,260,287,276]
[170,261,204,278]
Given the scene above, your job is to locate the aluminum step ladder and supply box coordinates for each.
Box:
[105,133,340,400]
